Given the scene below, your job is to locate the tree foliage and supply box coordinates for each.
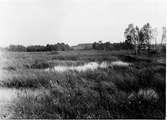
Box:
[124,23,159,54]
[124,24,140,53]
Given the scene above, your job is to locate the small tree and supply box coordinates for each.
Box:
[159,26,166,54]
[124,24,139,54]
[139,23,153,53]
[151,28,158,50]
[161,26,166,45]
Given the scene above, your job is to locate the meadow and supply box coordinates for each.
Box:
[0,50,165,119]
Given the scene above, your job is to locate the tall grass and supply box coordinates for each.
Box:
[0,50,165,119]
[2,64,164,119]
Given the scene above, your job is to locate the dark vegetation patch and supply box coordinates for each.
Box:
[119,55,152,63]
[47,51,59,55]
[52,55,78,61]
[52,55,118,62]
[31,62,50,69]
[30,60,87,69]
[3,66,16,71]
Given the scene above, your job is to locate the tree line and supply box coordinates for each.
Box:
[7,43,71,52]
[93,23,166,54]
[92,41,133,50]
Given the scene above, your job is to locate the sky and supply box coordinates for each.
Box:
[0,0,166,47]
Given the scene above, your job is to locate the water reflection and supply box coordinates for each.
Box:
[45,61,131,72]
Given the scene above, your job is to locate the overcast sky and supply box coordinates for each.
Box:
[0,0,166,47]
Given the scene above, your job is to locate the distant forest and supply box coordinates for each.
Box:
[92,41,133,50]
[5,41,133,52]
[3,41,165,52]
[6,43,71,52]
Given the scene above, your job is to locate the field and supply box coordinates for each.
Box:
[0,50,165,119]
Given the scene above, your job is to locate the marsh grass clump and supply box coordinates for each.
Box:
[137,89,159,102]
[2,76,50,89]
[0,71,53,88]
[126,88,165,119]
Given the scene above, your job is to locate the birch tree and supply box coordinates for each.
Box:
[124,24,139,54]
